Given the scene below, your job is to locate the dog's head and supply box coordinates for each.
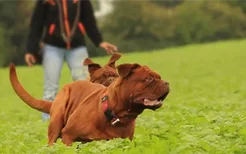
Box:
[83,53,121,86]
[116,63,170,111]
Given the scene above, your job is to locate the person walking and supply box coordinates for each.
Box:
[25,0,118,121]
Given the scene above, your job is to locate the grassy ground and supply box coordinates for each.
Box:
[0,40,246,154]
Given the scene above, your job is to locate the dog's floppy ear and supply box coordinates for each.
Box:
[116,63,140,77]
[83,58,102,74]
[106,53,122,69]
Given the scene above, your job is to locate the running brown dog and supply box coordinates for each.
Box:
[9,62,170,146]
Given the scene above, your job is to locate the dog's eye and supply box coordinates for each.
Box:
[145,76,153,82]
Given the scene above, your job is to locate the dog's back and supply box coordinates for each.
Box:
[57,80,106,123]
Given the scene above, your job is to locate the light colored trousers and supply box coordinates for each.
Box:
[42,44,88,120]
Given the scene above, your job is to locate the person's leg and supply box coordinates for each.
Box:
[42,44,65,121]
[65,46,89,81]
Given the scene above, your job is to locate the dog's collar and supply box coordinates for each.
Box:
[101,95,121,126]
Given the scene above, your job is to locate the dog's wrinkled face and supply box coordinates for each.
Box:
[89,66,119,86]
[84,53,121,86]
[117,63,170,110]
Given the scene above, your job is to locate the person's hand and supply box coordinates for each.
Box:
[99,42,118,54]
[25,53,36,67]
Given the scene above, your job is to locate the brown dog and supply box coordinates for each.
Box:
[84,53,121,86]
[9,63,170,146]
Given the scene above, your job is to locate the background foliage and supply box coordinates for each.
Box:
[1,0,246,67]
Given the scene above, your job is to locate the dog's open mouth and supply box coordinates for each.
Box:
[143,92,169,107]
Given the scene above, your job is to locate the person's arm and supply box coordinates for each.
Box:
[80,0,103,47]
[80,0,118,54]
[26,0,45,55]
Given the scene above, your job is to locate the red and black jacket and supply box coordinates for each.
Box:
[26,0,103,54]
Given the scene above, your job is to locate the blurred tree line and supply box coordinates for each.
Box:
[0,0,246,67]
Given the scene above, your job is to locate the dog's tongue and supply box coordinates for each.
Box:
[143,99,161,106]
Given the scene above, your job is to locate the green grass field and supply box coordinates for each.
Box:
[0,40,246,154]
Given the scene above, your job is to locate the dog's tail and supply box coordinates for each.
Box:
[9,63,51,114]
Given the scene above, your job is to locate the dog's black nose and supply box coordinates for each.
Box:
[164,81,169,86]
